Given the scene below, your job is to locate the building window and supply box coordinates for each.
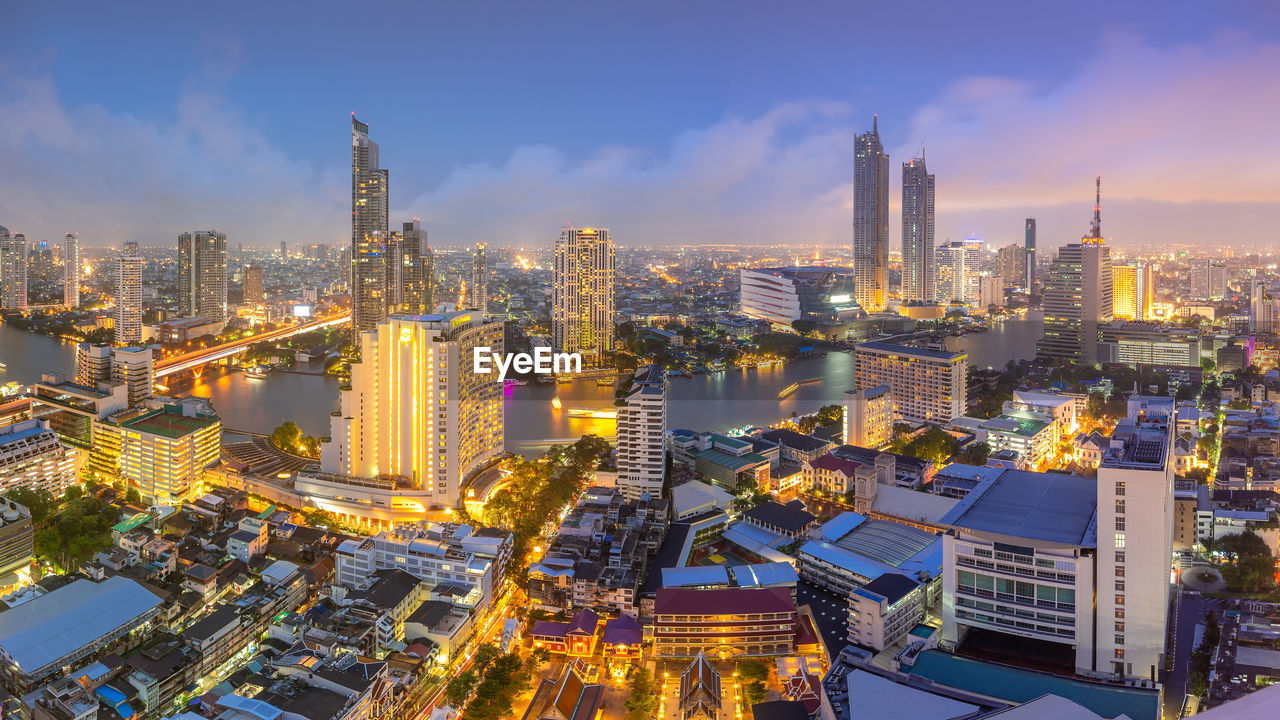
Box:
[1115,609,1125,619]
[1115,519,1125,531]
[1115,481,1125,496]
[1115,649,1125,659]
[1114,533,1125,549]
[1115,580,1125,591]
[1116,566,1125,577]
[1115,622,1125,632]
[1115,551,1126,563]
[1115,635,1125,645]
[1115,595,1125,606]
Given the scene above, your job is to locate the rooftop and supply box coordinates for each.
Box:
[744,500,816,533]
[843,668,979,720]
[940,469,1098,546]
[119,406,220,439]
[857,341,966,362]
[655,587,795,616]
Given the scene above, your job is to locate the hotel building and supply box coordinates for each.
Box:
[616,365,667,500]
[553,225,615,364]
[854,342,966,423]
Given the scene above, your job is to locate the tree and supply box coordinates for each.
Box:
[472,643,501,676]
[790,319,817,336]
[444,670,477,708]
[125,487,142,504]
[954,441,991,466]
[743,680,767,706]
[4,487,57,524]
[624,668,660,720]
[737,659,768,682]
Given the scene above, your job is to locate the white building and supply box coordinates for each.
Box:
[0,233,27,311]
[616,365,667,500]
[114,244,143,345]
[469,242,487,312]
[739,267,860,328]
[553,226,615,364]
[63,232,80,308]
[936,237,982,305]
[320,311,503,514]
[0,419,77,497]
[844,385,892,449]
[93,403,221,505]
[76,344,152,408]
[855,342,967,423]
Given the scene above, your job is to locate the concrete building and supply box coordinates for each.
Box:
[652,587,799,658]
[351,115,390,332]
[844,385,892,449]
[855,342,967,423]
[396,219,433,314]
[977,276,1004,311]
[63,232,80,308]
[93,403,221,504]
[0,419,77,498]
[30,372,129,450]
[616,365,667,500]
[901,155,936,304]
[0,232,27,310]
[0,498,32,587]
[1025,218,1037,295]
[75,344,152,407]
[740,267,860,328]
[848,572,928,652]
[1098,322,1199,367]
[853,116,889,312]
[243,264,264,305]
[937,238,983,306]
[998,243,1026,293]
[114,242,143,345]
[469,242,487,312]
[553,225,615,364]
[178,230,228,322]
[1112,264,1152,321]
[319,311,503,512]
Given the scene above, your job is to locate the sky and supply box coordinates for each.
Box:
[2,1,1279,251]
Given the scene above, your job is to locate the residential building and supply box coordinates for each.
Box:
[397,219,433,314]
[937,238,983,305]
[998,243,1026,293]
[177,230,228,321]
[92,403,221,504]
[30,372,129,449]
[0,232,26,310]
[318,311,503,513]
[853,116,889,312]
[848,572,927,652]
[553,225,615,364]
[469,242,487,312]
[844,385,892,449]
[243,264,264,305]
[901,155,935,303]
[114,242,143,345]
[616,365,667,500]
[352,115,390,332]
[0,498,32,584]
[1038,181,1112,364]
[63,232,80,308]
[0,419,77,497]
[1112,263,1152,321]
[854,342,967,422]
[739,267,860,327]
[653,587,799,657]
[1191,260,1227,301]
[977,276,1004,311]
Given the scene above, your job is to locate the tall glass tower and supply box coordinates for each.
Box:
[901,154,935,303]
[352,115,390,332]
[853,116,889,312]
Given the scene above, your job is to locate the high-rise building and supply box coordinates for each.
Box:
[936,238,982,305]
[1024,218,1037,295]
[1190,260,1227,301]
[397,220,432,314]
[997,244,1026,291]
[616,365,667,500]
[28,241,54,286]
[75,343,113,387]
[74,343,153,408]
[93,403,221,505]
[470,242,488,313]
[843,385,892,449]
[977,276,1004,311]
[1038,178,1112,364]
[1250,278,1275,333]
[63,232,80,308]
[0,419,77,498]
[177,230,228,321]
[320,311,504,510]
[351,115,391,332]
[1112,263,1152,321]
[901,155,935,303]
[553,226,616,364]
[114,243,143,345]
[855,342,967,423]
[244,265,264,305]
[0,232,27,311]
[280,240,287,260]
[853,117,889,312]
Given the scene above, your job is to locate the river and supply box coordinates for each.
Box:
[0,309,1045,456]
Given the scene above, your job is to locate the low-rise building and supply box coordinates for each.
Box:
[847,573,928,652]
[653,587,799,658]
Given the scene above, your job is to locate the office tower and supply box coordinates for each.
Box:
[936,237,982,305]
[244,265,264,305]
[1250,278,1275,333]
[0,232,28,310]
[1112,263,1152,321]
[997,244,1026,290]
[397,220,433,314]
[352,115,391,332]
[901,155,935,303]
[1038,178,1112,364]
[177,230,228,321]
[470,242,488,313]
[321,311,504,509]
[0,419,78,497]
[739,267,858,327]
[1189,260,1227,301]
[616,365,667,500]
[843,385,892,448]
[114,243,143,345]
[93,404,221,504]
[553,226,616,364]
[280,241,287,260]
[853,116,889,312]
[855,342,967,422]
[1024,218,1037,295]
[63,232,80,308]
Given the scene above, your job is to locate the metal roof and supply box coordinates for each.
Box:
[941,469,1098,546]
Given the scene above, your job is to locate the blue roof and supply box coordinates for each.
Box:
[940,469,1098,546]
[819,511,868,542]
[729,562,799,587]
[909,651,1160,720]
[857,341,966,361]
[661,565,729,588]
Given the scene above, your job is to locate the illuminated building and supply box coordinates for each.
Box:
[1039,178,1112,364]
[319,311,503,513]
[75,344,152,407]
[997,243,1026,292]
[114,242,143,345]
[553,225,615,364]
[1112,263,1152,321]
[853,116,889,312]
[63,232,80,308]
[93,403,221,505]
[936,237,982,305]
[178,230,228,322]
[855,342,966,423]
[977,276,1004,311]
[1098,322,1199,366]
[1025,218,1037,294]
[243,264,264,305]
[616,365,667,500]
[1190,260,1227,301]
[396,219,433,314]
[652,587,799,657]
[470,242,488,312]
[0,420,77,497]
[739,267,859,327]
[843,385,892,449]
[352,115,390,332]
[0,231,27,311]
[901,155,935,303]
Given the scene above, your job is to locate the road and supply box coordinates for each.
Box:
[154,311,350,377]
[1163,589,1215,720]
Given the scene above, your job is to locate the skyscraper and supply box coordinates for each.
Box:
[280,241,287,260]
[997,243,1026,290]
[397,220,432,314]
[114,243,143,345]
[901,154,935,303]
[936,237,982,305]
[1112,263,1152,321]
[178,230,228,322]
[63,232,80,308]
[553,226,616,364]
[470,242,488,313]
[853,117,889,312]
[320,311,504,509]
[1024,218,1037,295]
[0,231,27,311]
[616,365,667,500]
[244,265,264,305]
[352,115,391,332]
[1038,178,1113,364]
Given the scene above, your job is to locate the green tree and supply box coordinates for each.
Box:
[444,670,477,708]
[954,441,991,466]
[743,680,767,706]
[3,487,57,524]
[624,668,660,720]
[126,487,142,504]
[737,659,769,682]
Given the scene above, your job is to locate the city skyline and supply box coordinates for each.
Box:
[3,4,1280,251]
